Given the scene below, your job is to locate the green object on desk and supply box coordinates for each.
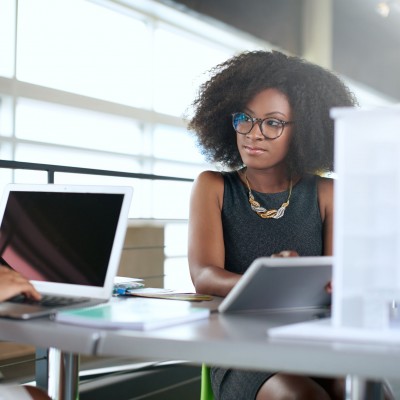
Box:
[55,299,210,331]
[200,364,214,400]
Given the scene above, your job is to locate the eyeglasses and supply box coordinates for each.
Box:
[231,112,293,140]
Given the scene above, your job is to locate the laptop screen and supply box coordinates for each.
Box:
[0,190,125,287]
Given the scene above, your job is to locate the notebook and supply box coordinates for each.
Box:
[55,298,210,330]
[218,256,332,314]
[0,183,133,319]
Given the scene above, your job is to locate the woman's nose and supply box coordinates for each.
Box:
[246,122,264,139]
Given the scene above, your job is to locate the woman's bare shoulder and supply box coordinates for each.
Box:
[191,170,225,207]
[194,170,225,188]
[196,170,223,181]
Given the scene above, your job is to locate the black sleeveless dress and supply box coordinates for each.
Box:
[211,171,324,400]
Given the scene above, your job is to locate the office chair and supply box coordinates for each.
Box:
[200,364,214,400]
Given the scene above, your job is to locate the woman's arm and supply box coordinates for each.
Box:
[188,171,241,297]
[317,176,334,256]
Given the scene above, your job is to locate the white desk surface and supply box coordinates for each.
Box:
[95,302,400,382]
[0,315,99,355]
[1,298,400,382]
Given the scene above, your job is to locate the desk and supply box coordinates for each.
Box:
[0,299,396,400]
[96,310,400,381]
[96,305,396,400]
[0,316,99,400]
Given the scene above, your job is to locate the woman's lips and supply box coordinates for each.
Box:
[243,145,265,155]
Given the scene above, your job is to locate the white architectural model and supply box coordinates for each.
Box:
[332,106,400,329]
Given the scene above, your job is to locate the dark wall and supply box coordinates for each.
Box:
[170,0,400,101]
[332,0,400,100]
[172,0,303,55]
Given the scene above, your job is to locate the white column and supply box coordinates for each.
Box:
[302,0,333,68]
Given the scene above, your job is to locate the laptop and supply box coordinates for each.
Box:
[218,256,332,314]
[0,183,133,319]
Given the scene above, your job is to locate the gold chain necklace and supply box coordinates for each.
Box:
[244,173,293,219]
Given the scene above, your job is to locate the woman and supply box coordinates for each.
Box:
[0,267,50,400]
[187,50,357,399]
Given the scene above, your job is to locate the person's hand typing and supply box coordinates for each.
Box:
[0,267,41,302]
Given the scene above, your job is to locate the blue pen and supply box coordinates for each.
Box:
[113,282,145,295]
[116,287,129,295]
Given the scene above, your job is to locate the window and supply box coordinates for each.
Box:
[0,0,394,289]
[153,25,232,116]
[17,0,153,108]
[16,99,143,154]
[0,0,15,77]
[1,0,253,219]
[0,0,265,287]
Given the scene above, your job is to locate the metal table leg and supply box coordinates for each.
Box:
[48,348,80,400]
[345,376,385,400]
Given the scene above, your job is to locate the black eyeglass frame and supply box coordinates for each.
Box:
[231,112,294,140]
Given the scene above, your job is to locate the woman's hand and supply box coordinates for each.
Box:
[325,281,332,294]
[270,250,299,258]
[270,251,332,294]
[0,267,41,302]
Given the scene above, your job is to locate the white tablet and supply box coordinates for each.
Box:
[218,256,332,313]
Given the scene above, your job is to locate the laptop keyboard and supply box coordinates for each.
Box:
[8,294,88,308]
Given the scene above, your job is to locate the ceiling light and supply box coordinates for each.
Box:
[376,1,391,17]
